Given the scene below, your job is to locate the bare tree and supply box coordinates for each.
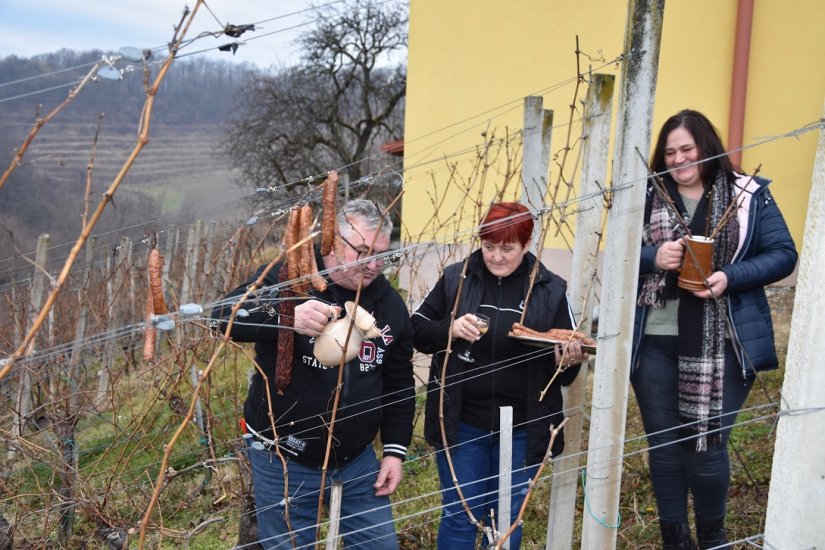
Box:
[224,0,407,190]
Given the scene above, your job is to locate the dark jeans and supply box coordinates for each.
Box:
[630,335,754,523]
[435,422,538,549]
[246,441,398,549]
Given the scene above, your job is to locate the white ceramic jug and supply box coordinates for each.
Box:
[313,301,381,366]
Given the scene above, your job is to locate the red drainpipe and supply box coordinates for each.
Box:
[727,0,754,168]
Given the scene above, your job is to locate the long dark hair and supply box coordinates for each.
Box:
[650,109,736,184]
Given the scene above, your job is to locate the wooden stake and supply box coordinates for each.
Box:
[326,481,344,550]
[8,234,49,464]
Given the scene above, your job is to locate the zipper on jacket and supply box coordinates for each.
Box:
[490,276,503,431]
[728,179,759,378]
[491,277,502,340]
[490,276,502,363]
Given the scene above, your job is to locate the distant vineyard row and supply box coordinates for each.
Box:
[7,122,237,186]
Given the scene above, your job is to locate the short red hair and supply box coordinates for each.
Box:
[479,202,533,246]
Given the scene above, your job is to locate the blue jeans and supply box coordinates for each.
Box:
[246,441,398,549]
[630,335,754,523]
[435,422,538,549]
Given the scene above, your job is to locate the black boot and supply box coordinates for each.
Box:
[695,515,728,549]
[660,520,699,550]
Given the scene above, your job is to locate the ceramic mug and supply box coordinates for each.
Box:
[678,236,714,291]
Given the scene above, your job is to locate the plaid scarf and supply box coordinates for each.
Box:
[639,172,739,451]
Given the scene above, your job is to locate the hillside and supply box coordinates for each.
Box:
[0,50,257,267]
[7,121,243,213]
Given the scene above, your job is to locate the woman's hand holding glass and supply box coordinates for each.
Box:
[451,313,486,342]
[452,313,490,363]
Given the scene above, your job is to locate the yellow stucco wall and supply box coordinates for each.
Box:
[402,0,825,250]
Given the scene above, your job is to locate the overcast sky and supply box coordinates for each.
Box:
[0,0,331,70]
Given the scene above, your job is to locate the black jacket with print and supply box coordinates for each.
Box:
[211,249,415,467]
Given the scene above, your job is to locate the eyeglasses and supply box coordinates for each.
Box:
[339,233,400,266]
[339,233,374,261]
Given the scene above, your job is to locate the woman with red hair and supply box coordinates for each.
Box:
[412,202,585,549]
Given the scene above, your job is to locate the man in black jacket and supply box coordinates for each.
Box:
[211,199,414,549]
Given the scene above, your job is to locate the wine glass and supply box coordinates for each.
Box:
[457,313,490,363]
